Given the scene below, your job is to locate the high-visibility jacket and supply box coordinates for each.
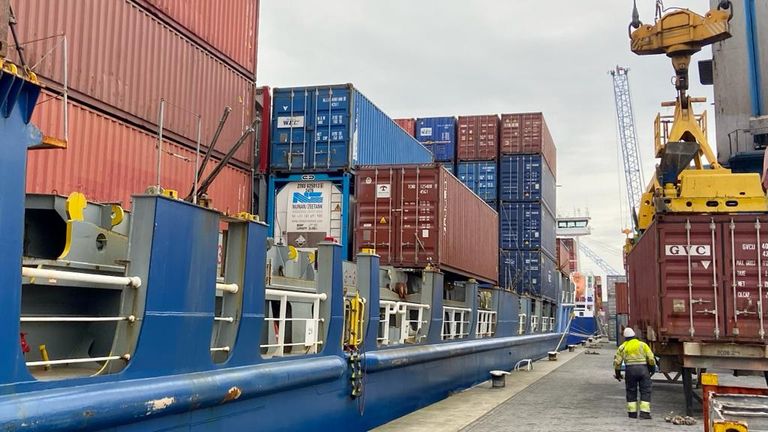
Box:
[613,338,655,369]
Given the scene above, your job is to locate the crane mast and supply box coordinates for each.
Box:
[578,242,622,276]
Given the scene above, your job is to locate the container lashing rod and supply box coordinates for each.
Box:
[185,106,232,201]
[756,219,765,339]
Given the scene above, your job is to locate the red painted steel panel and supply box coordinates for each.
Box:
[615,282,629,315]
[12,0,255,165]
[393,118,416,137]
[499,113,556,177]
[556,238,572,274]
[457,115,499,161]
[28,93,251,214]
[354,165,498,283]
[255,86,271,174]
[135,0,258,74]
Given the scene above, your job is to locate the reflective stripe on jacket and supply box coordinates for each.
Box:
[613,338,655,369]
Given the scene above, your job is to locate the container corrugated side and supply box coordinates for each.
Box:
[354,165,498,283]
[499,202,556,258]
[556,238,571,274]
[500,113,557,177]
[394,118,416,136]
[270,85,433,172]
[457,115,499,161]
[134,0,259,75]
[13,0,256,166]
[615,282,629,315]
[499,249,558,299]
[456,161,497,202]
[415,117,456,162]
[29,93,251,214]
[255,86,271,174]
[499,154,556,211]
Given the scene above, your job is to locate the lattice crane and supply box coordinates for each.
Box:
[578,242,623,276]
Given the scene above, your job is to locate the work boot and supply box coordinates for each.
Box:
[628,412,638,419]
[639,412,652,420]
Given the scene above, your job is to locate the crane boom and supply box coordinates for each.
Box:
[579,242,622,276]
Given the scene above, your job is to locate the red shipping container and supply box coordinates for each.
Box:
[558,237,578,274]
[615,282,629,315]
[394,118,416,137]
[500,113,556,177]
[28,93,252,214]
[355,165,498,283]
[556,238,572,274]
[134,0,259,75]
[255,86,271,174]
[12,0,255,166]
[457,115,499,161]
[627,213,768,344]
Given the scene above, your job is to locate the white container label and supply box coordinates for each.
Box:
[419,127,432,137]
[277,116,305,128]
[376,184,391,199]
[665,245,711,256]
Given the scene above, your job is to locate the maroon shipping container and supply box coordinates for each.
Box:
[556,238,572,275]
[394,118,416,137]
[615,282,629,315]
[134,0,259,75]
[457,115,499,161]
[627,213,768,344]
[559,238,578,274]
[500,113,556,177]
[255,86,271,174]
[12,0,256,166]
[28,93,252,214]
[354,165,499,283]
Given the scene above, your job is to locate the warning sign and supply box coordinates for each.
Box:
[377,184,391,199]
[380,217,387,224]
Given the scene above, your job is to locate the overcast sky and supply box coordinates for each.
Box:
[257,0,716,276]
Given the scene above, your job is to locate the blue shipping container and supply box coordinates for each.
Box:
[457,161,497,202]
[440,162,455,176]
[499,202,556,257]
[499,249,558,300]
[270,84,433,172]
[499,155,556,212]
[415,117,456,162]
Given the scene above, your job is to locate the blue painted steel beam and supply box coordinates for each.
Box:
[745,0,762,116]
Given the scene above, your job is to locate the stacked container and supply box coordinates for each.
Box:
[394,118,416,137]
[14,0,260,213]
[456,115,499,205]
[498,113,558,301]
[415,117,456,174]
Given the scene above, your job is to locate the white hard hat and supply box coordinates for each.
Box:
[623,327,636,338]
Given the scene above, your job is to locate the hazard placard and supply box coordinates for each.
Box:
[379,217,387,224]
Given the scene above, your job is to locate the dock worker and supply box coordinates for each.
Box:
[613,327,656,419]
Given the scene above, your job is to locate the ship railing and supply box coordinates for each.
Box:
[530,315,539,333]
[261,288,326,358]
[209,280,239,354]
[518,313,527,335]
[378,300,430,346]
[549,317,556,332]
[442,306,471,340]
[475,309,497,338]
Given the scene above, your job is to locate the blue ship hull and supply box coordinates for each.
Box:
[566,316,598,346]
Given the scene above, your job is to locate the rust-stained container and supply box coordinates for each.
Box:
[28,93,251,214]
[556,238,572,275]
[627,213,768,344]
[500,113,556,177]
[394,118,416,137]
[134,0,259,75]
[354,165,499,283]
[12,0,255,166]
[615,282,629,315]
[457,115,499,161]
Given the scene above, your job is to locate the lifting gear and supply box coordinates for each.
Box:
[343,293,366,349]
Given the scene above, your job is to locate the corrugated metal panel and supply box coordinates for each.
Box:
[354,165,498,283]
[556,239,572,274]
[28,93,251,214]
[499,155,556,211]
[255,86,271,174]
[415,117,456,162]
[135,0,258,74]
[441,162,455,176]
[456,161,497,202]
[500,113,557,177]
[12,0,256,165]
[270,85,432,172]
[499,249,558,299]
[498,202,556,257]
[615,282,629,315]
[457,115,499,161]
[394,118,416,136]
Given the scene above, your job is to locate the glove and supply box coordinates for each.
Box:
[614,370,623,381]
[647,364,656,375]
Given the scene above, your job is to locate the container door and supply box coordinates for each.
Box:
[397,167,439,266]
[355,168,397,263]
[313,87,350,171]
[722,216,768,340]
[658,217,725,340]
[272,89,314,171]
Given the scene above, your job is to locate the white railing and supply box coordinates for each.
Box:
[530,315,539,333]
[378,300,430,345]
[518,313,527,335]
[22,267,141,288]
[476,310,497,338]
[262,288,327,357]
[549,317,556,332]
[442,306,472,340]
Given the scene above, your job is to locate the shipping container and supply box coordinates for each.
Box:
[134,0,259,75]
[456,161,497,202]
[559,237,579,274]
[28,93,251,213]
[498,155,556,211]
[457,115,499,161]
[270,85,433,172]
[266,173,352,260]
[500,113,557,177]
[627,213,768,343]
[13,0,256,166]
[499,249,558,300]
[415,117,456,162]
[499,202,556,258]
[394,118,416,136]
[255,86,272,174]
[354,165,498,283]
[615,282,629,315]
[556,238,572,274]
[441,163,455,176]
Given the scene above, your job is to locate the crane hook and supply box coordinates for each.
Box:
[628,0,642,38]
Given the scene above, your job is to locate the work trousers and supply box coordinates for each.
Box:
[625,364,652,413]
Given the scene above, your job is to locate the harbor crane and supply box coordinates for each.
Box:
[578,242,622,276]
